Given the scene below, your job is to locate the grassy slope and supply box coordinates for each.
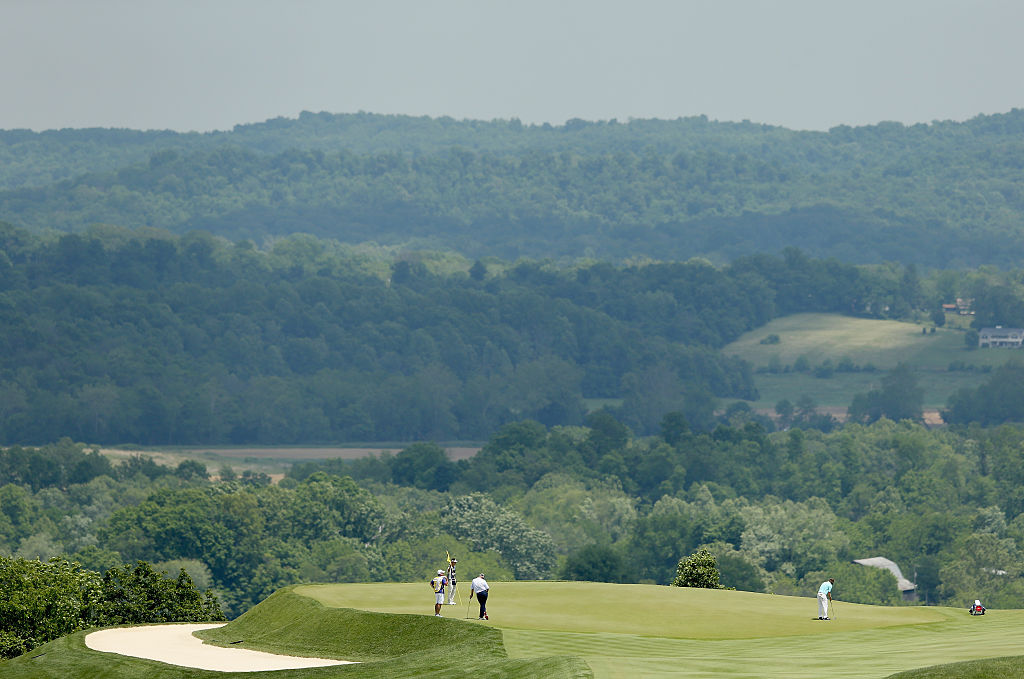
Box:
[7,582,1024,679]
[195,586,506,661]
[723,313,1015,409]
[889,657,1024,679]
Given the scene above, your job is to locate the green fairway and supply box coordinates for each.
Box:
[296,582,944,639]
[723,313,1015,409]
[298,582,1024,679]
[7,582,1024,679]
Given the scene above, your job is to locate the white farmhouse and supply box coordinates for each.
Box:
[979,326,1024,348]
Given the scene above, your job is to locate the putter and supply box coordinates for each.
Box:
[831,600,837,620]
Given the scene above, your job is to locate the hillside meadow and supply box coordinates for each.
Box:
[723,313,1017,411]
[9,583,1024,679]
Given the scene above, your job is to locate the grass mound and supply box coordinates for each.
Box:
[887,656,1024,679]
[195,585,504,661]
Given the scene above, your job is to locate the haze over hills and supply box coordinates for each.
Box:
[3,109,1024,266]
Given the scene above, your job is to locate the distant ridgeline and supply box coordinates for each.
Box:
[0,226,974,445]
[3,110,1024,266]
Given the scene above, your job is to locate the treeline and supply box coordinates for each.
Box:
[0,226,974,445]
[9,413,1024,618]
[5,111,1024,265]
[7,110,1023,191]
[0,556,223,658]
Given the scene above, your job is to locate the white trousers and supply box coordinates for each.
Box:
[817,593,830,618]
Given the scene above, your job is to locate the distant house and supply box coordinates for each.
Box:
[979,326,1024,348]
[853,556,917,601]
[942,298,975,315]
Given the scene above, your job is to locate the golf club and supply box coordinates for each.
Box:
[831,600,837,621]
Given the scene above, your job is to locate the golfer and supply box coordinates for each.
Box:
[817,578,834,620]
[431,569,448,617]
[446,558,458,604]
[470,572,489,620]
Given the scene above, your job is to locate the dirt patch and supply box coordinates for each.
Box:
[168,446,481,461]
[100,446,481,466]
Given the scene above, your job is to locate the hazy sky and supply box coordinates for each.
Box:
[2,0,1021,132]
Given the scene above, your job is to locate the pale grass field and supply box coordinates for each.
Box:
[297,582,1021,679]
[724,313,992,369]
[724,313,1018,410]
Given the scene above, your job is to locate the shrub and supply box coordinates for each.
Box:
[0,556,223,659]
[671,547,724,589]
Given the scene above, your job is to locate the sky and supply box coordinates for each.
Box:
[1,0,1022,133]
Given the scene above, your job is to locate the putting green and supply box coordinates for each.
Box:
[296,582,1024,678]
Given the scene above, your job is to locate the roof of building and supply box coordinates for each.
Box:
[852,556,916,591]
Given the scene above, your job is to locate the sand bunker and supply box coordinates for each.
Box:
[85,623,357,672]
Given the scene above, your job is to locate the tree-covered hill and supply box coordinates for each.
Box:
[0,224,966,446]
[4,110,1024,266]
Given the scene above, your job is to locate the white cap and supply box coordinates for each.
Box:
[437,570,444,575]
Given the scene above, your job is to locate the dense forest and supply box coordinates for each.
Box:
[4,111,1024,266]
[5,224,1024,445]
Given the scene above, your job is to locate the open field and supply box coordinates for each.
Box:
[724,313,1018,410]
[99,444,482,482]
[6,582,1024,678]
[164,445,482,461]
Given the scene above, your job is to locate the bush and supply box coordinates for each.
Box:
[99,561,224,625]
[671,547,724,589]
[0,556,223,659]
[0,556,100,657]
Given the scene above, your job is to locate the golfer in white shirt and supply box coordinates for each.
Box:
[470,573,489,620]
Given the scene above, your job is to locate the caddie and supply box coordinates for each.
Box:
[430,569,447,617]
[446,557,458,604]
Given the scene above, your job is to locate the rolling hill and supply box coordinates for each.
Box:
[6,111,1024,266]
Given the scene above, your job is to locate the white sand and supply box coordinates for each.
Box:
[85,623,357,672]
